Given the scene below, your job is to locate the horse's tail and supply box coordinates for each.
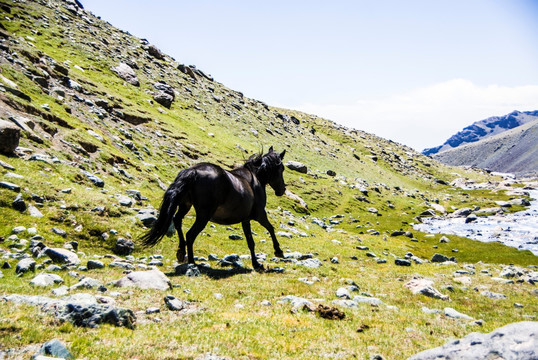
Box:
[140,169,194,247]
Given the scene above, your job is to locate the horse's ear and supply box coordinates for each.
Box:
[268,146,273,153]
[279,150,286,160]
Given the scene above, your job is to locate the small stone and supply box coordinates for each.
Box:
[431,253,450,263]
[51,228,67,238]
[30,273,64,287]
[444,307,473,320]
[114,238,134,256]
[336,287,351,299]
[28,205,44,218]
[330,257,339,264]
[146,307,160,314]
[395,259,411,266]
[33,339,74,360]
[228,234,243,240]
[12,194,26,212]
[164,295,184,311]
[16,258,36,275]
[0,181,21,192]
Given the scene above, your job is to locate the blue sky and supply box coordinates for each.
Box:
[82,0,538,150]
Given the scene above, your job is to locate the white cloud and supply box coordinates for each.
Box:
[295,79,538,151]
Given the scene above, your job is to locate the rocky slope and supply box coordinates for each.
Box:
[1,1,537,359]
[431,119,538,176]
[423,110,538,156]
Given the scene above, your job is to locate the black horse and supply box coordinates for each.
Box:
[140,147,287,270]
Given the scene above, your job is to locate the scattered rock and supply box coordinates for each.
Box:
[70,277,102,290]
[32,339,74,360]
[404,279,449,300]
[444,307,473,320]
[395,259,411,266]
[136,208,158,227]
[111,62,139,86]
[12,193,26,212]
[480,291,507,300]
[3,293,135,329]
[30,273,63,287]
[285,161,308,174]
[409,321,538,360]
[43,248,80,265]
[16,258,36,275]
[82,170,104,187]
[28,205,44,218]
[114,269,171,290]
[164,295,184,311]
[278,295,314,308]
[87,260,105,270]
[0,119,20,154]
[0,181,21,192]
[175,263,201,277]
[114,238,134,256]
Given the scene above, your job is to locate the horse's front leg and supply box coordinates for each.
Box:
[242,221,264,271]
[257,212,284,258]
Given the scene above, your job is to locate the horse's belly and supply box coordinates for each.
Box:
[211,204,251,225]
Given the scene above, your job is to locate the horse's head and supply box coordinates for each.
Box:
[256,147,286,196]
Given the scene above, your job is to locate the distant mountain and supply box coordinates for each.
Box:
[423,110,538,156]
[430,118,538,176]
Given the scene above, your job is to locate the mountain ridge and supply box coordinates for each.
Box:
[423,110,538,156]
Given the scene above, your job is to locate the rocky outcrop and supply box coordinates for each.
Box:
[0,119,20,154]
[409,321,538,360]
[111,62,140,86]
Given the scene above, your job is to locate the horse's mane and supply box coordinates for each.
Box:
[242,151,281,182]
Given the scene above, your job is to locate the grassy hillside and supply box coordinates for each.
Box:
[0,1,536,359]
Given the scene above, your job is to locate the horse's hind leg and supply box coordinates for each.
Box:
[185,213,210,265]
[242,221,263,271]
[174,203,191,263]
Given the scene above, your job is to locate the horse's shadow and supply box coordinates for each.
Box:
[166,263,284,279]
[166,264,252,280]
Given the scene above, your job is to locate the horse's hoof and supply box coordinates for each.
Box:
[274,250,284,258]
[176,252,187,263]
[253,263,265,272]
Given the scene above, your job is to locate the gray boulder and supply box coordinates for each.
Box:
[408,321,538,360]
[114,238,134,256]
[114,269,171,290]
[43,248,80,265]
[136,208,158,227]
[0,119,20,154]
[12,193,26,212]
[16,258,36,275]
[286,161,308,174]
[30,273,64,287]
[111,63,139,86]
[31,339,74,360]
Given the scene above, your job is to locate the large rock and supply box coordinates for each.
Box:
[114,269,172,290]
[0,119,20,154]
[16,258,36,275]
[43,248,80,265]
[111,63,139,86]
[30,273,64,287]
[286,161,308,174]
[409,321,538,360]
[153,82,175,108]
[32,339,74,360]
[114,238,134,256]
[405,279,449,300]
[2,293,136,329]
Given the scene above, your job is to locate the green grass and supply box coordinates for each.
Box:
[0,1,537,359]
